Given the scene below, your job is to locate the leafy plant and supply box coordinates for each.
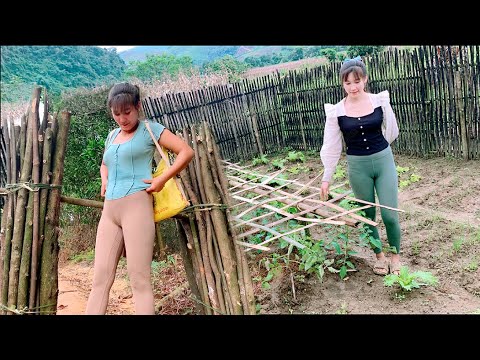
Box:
[151,255,177,275]
[252,154,269,166]
[396,165,421,189]
[270,159,286,170]
[287,164,310,174]
[262,173,289,187]
[396,165,410,174]
[338,198,358,210]
[357,224,383,252]
[259,254,283,289]
[452,238,464,253]
[410,173,421,182]
[297,238,329,280]
[384,266,438,292]
[286,150,305,163]
[324,227,358,280]
[333,164,346,180]
[464,258,478,272]
[71,249,95,263]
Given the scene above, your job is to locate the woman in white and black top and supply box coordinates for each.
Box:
[320,56,401,275]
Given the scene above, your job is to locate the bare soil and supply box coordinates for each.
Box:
[57,153,480,315]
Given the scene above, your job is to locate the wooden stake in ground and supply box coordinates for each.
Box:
[7,95,35,311]
[39,110,71,314]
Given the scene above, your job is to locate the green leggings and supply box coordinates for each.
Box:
[347,146,401,254]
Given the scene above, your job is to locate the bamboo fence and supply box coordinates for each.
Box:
[143,45,479,162]
[0,87,71,315]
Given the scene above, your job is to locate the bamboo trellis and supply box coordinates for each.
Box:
[143,45,479,162]
[223,161,404,255]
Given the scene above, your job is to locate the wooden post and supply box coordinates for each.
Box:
[250,113,264,157]
[454,70,469,160]
[292,74,308,150]
[39,110,71,314]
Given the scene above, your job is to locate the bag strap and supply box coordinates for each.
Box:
[144,120,171,168]
[144,120,188,201]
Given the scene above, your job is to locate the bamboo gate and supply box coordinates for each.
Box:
[0,88,69,314]
[143,45,479,162]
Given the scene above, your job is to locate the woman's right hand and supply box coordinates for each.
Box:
[320,181,330,201]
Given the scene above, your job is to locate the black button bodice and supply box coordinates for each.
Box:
[338,106,388,155]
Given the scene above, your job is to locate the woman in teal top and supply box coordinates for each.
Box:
[85,82,194,315]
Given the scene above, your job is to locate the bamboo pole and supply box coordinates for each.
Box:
[9,117,17,211]
[207,122,256,314]
[60,196,103,208]
[7,102,34,311]
[205,215,226,314]
[29,86,41,310]
[293,74,308,150]
[154,222,166,261]
[197,125,242,314]
[228,179,359,227]
[188,126,221,314]
[39,110,71,314]
[0,117,12,314]
[19,115,27,166]
[455,70,469,159]
[185,216,212,315]
[175,218,204,314]
[178,167,224,314]
[17,191,33,310]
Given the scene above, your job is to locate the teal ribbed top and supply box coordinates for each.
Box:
[103,120,165,200]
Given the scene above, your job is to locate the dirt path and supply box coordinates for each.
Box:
[57,261,134,315]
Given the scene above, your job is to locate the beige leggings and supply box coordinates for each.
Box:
[85,190,155,315]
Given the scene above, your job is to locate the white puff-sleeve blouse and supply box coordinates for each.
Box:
[320,90,399,183]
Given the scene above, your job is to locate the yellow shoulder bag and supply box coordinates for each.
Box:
[144,120,189,222]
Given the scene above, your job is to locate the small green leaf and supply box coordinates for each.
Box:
[331,241,342,254]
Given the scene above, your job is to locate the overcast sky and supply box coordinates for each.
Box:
[98,46,136,53]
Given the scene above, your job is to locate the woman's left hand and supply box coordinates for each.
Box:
[143,176,167,193]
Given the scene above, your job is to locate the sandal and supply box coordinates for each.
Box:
[389,261,402,275]
[373,257,390,276]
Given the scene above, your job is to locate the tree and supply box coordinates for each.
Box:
[346,46,385,57]
[1,46,126,104]
[321,48,338,62]
[124,54,194,81]
[202,56,250,82]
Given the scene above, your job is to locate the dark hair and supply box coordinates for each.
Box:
[339,59,367,83]
[107,82,141,113]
